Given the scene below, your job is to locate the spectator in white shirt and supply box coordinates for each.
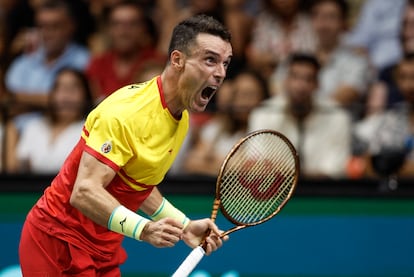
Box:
[249,53,352,179]
[7,67,93,174]
[270,0,373,118]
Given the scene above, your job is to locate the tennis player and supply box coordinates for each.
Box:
[19,14,233,276]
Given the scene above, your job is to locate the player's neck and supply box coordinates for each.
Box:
[159,71,184,119]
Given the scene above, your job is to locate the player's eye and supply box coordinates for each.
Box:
[206,56,217,65]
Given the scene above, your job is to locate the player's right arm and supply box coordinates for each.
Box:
[70,151,183,247]
[70,151,119,226]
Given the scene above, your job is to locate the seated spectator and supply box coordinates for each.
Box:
[248,53,352,179]
[4,0,90,126]
[271,0,373,118]
[365,0,414,116]
[2,0,93,61]
[6,67,93,174]
[86,1,166,102]
[354,54,414,178]
[246,0,316,81]
[183,68,269,176]
[310,0,372,115]
[344,0,407,71]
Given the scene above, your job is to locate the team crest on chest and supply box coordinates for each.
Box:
[101,140,113,154]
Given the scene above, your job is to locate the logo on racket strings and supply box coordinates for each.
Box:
[238,159,285,201]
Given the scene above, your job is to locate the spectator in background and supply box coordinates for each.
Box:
[4,0,90,125]
[6,67,93,174]
[246,0,316,82]
[365,0,414,116]
[183,68,269,176]
[309,0,372,117]
[248,53,352,179]
[354,54,414,178]
[86,1,165,102]
[344,0,407,71]
[1,0,93,62]
[270,0,373,117]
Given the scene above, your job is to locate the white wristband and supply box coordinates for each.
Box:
[108,205,150,241]
[150,197,190,228]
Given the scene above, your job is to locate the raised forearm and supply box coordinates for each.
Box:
[70,178,120,226]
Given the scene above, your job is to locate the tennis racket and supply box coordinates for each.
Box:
[172,129,300,277]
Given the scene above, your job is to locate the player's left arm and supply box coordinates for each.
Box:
[140,188,226,254]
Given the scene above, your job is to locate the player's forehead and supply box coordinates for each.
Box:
[191,33,233,59]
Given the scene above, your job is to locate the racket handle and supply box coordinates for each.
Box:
[171,246,205,277]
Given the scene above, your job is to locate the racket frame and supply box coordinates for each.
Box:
[213,129,300,237]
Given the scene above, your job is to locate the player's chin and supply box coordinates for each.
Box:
[189,101,208,113]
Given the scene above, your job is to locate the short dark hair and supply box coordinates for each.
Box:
[288,52,321,72]
[310,0,349,20]
[167,14,232,57]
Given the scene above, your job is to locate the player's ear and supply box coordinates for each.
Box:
[170,50,185,71]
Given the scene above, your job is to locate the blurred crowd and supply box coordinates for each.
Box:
[1,0,414,181]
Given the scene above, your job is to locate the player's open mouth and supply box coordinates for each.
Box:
[201,86,217,101]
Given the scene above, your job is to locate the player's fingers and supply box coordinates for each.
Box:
[204,239,214,256]
[212,233,223,248]
[161,226,183,244]
[149,230,181,248]
[205,219,221,236]
[206,233,223,254]
[219,231,229,241]
[157,218,185,238]
[161,232,181,245]
[162,217,185,229]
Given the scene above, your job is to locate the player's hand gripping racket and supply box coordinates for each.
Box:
[172,129,300,277]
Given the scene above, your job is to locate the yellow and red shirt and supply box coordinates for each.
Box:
[26,76,189,260]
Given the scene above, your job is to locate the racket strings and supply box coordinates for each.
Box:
[229,140,292,218]
[219,133,296,225]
